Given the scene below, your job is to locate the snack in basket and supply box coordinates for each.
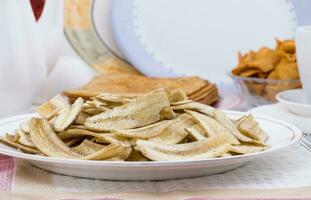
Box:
[231,39,301,102]
[64,74,219,105]
[0,89,269,161]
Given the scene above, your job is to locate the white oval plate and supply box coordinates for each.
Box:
[110,0,297,83]
[276,89,311,117]
[0,111,301,181]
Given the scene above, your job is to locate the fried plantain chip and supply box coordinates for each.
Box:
[160,107,176,120]
[36,95,70,119]
[170,100,192,106]
[149,114,194,144]
[83,107,104,115]
[72,139,106,155]
[169,89,188,103]
[213,110,256,143]
[74,112,90,125]
[95,93,135,104]
[230,145,266,154]
[19,120,30,133]
[136,135,230,161]
[126,149,149,161]
[113,120,172,139]
[64,138,82,147]
[236,114,269,142]
[0,136,38,154]
[85,89,170,131]
[171,102,215,116]
[5,133,20,143]
[185,124,206,141]
[221,152,233,157]
[15,130,34,147]
[54,97,84,132]
[82,143,126,160]
[29,118,81,158]
[59,129,118,143]
[186,110,240,145]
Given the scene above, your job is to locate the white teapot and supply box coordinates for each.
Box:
[0,0,63,117]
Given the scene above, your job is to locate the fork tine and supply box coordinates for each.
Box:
[301,141,311,151]
[304,135,311,143]
[301,142,311,152]
[300,134,311,151]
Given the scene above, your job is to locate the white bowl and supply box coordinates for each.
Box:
[276,89,311,117]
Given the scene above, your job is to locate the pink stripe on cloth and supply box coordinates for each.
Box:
[0,154,14,191]
[62,198,123,200]
[185,198,309,200]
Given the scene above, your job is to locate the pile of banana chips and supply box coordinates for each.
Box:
[0,88,269,161]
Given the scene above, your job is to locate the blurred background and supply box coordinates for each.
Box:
[1,0,311,117]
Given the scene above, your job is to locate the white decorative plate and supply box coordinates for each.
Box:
[0,111,301,181]
[110,0,297,83]
[64,0,140,74]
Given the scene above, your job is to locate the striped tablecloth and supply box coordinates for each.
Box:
[1,154,311,200]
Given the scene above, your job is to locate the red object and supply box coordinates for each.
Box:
[30,0,45,21]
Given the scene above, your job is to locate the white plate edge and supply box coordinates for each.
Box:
[0,111,302,167]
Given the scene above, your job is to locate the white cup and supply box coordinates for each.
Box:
[296,26,311,102]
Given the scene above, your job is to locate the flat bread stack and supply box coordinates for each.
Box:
[64,74,218,105]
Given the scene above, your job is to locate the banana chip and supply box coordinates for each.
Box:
[170,100,192,106]
[19,120,30,133]
[72,139,106,155]
[236,114,269,142]
[169,89,188,103]
[126,149,149,161]
[36,95,70,119]
[83,107,104,115]
[113,120,172,139]
[149,114,193,144]
[160,107,176,120]
[186,110,240,145]
[15,130,34,147]
[213,110,253,142]
[74,112,90,125]
[29,118,81,158]
[5,133,20,143]
[59,129,120,144]
[82,143,125,160]
[95,93,134,104]
[54,97,84,132]
[171,102,215,116]
[0,136,38,154]
[185,124,206,141]
[85,89,170,131]
[137,135,230,161]
[230,145,266,154]
[221,152,233,157]
[65,138,82,147]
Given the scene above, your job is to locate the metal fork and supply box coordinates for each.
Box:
[301,133,311,151]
